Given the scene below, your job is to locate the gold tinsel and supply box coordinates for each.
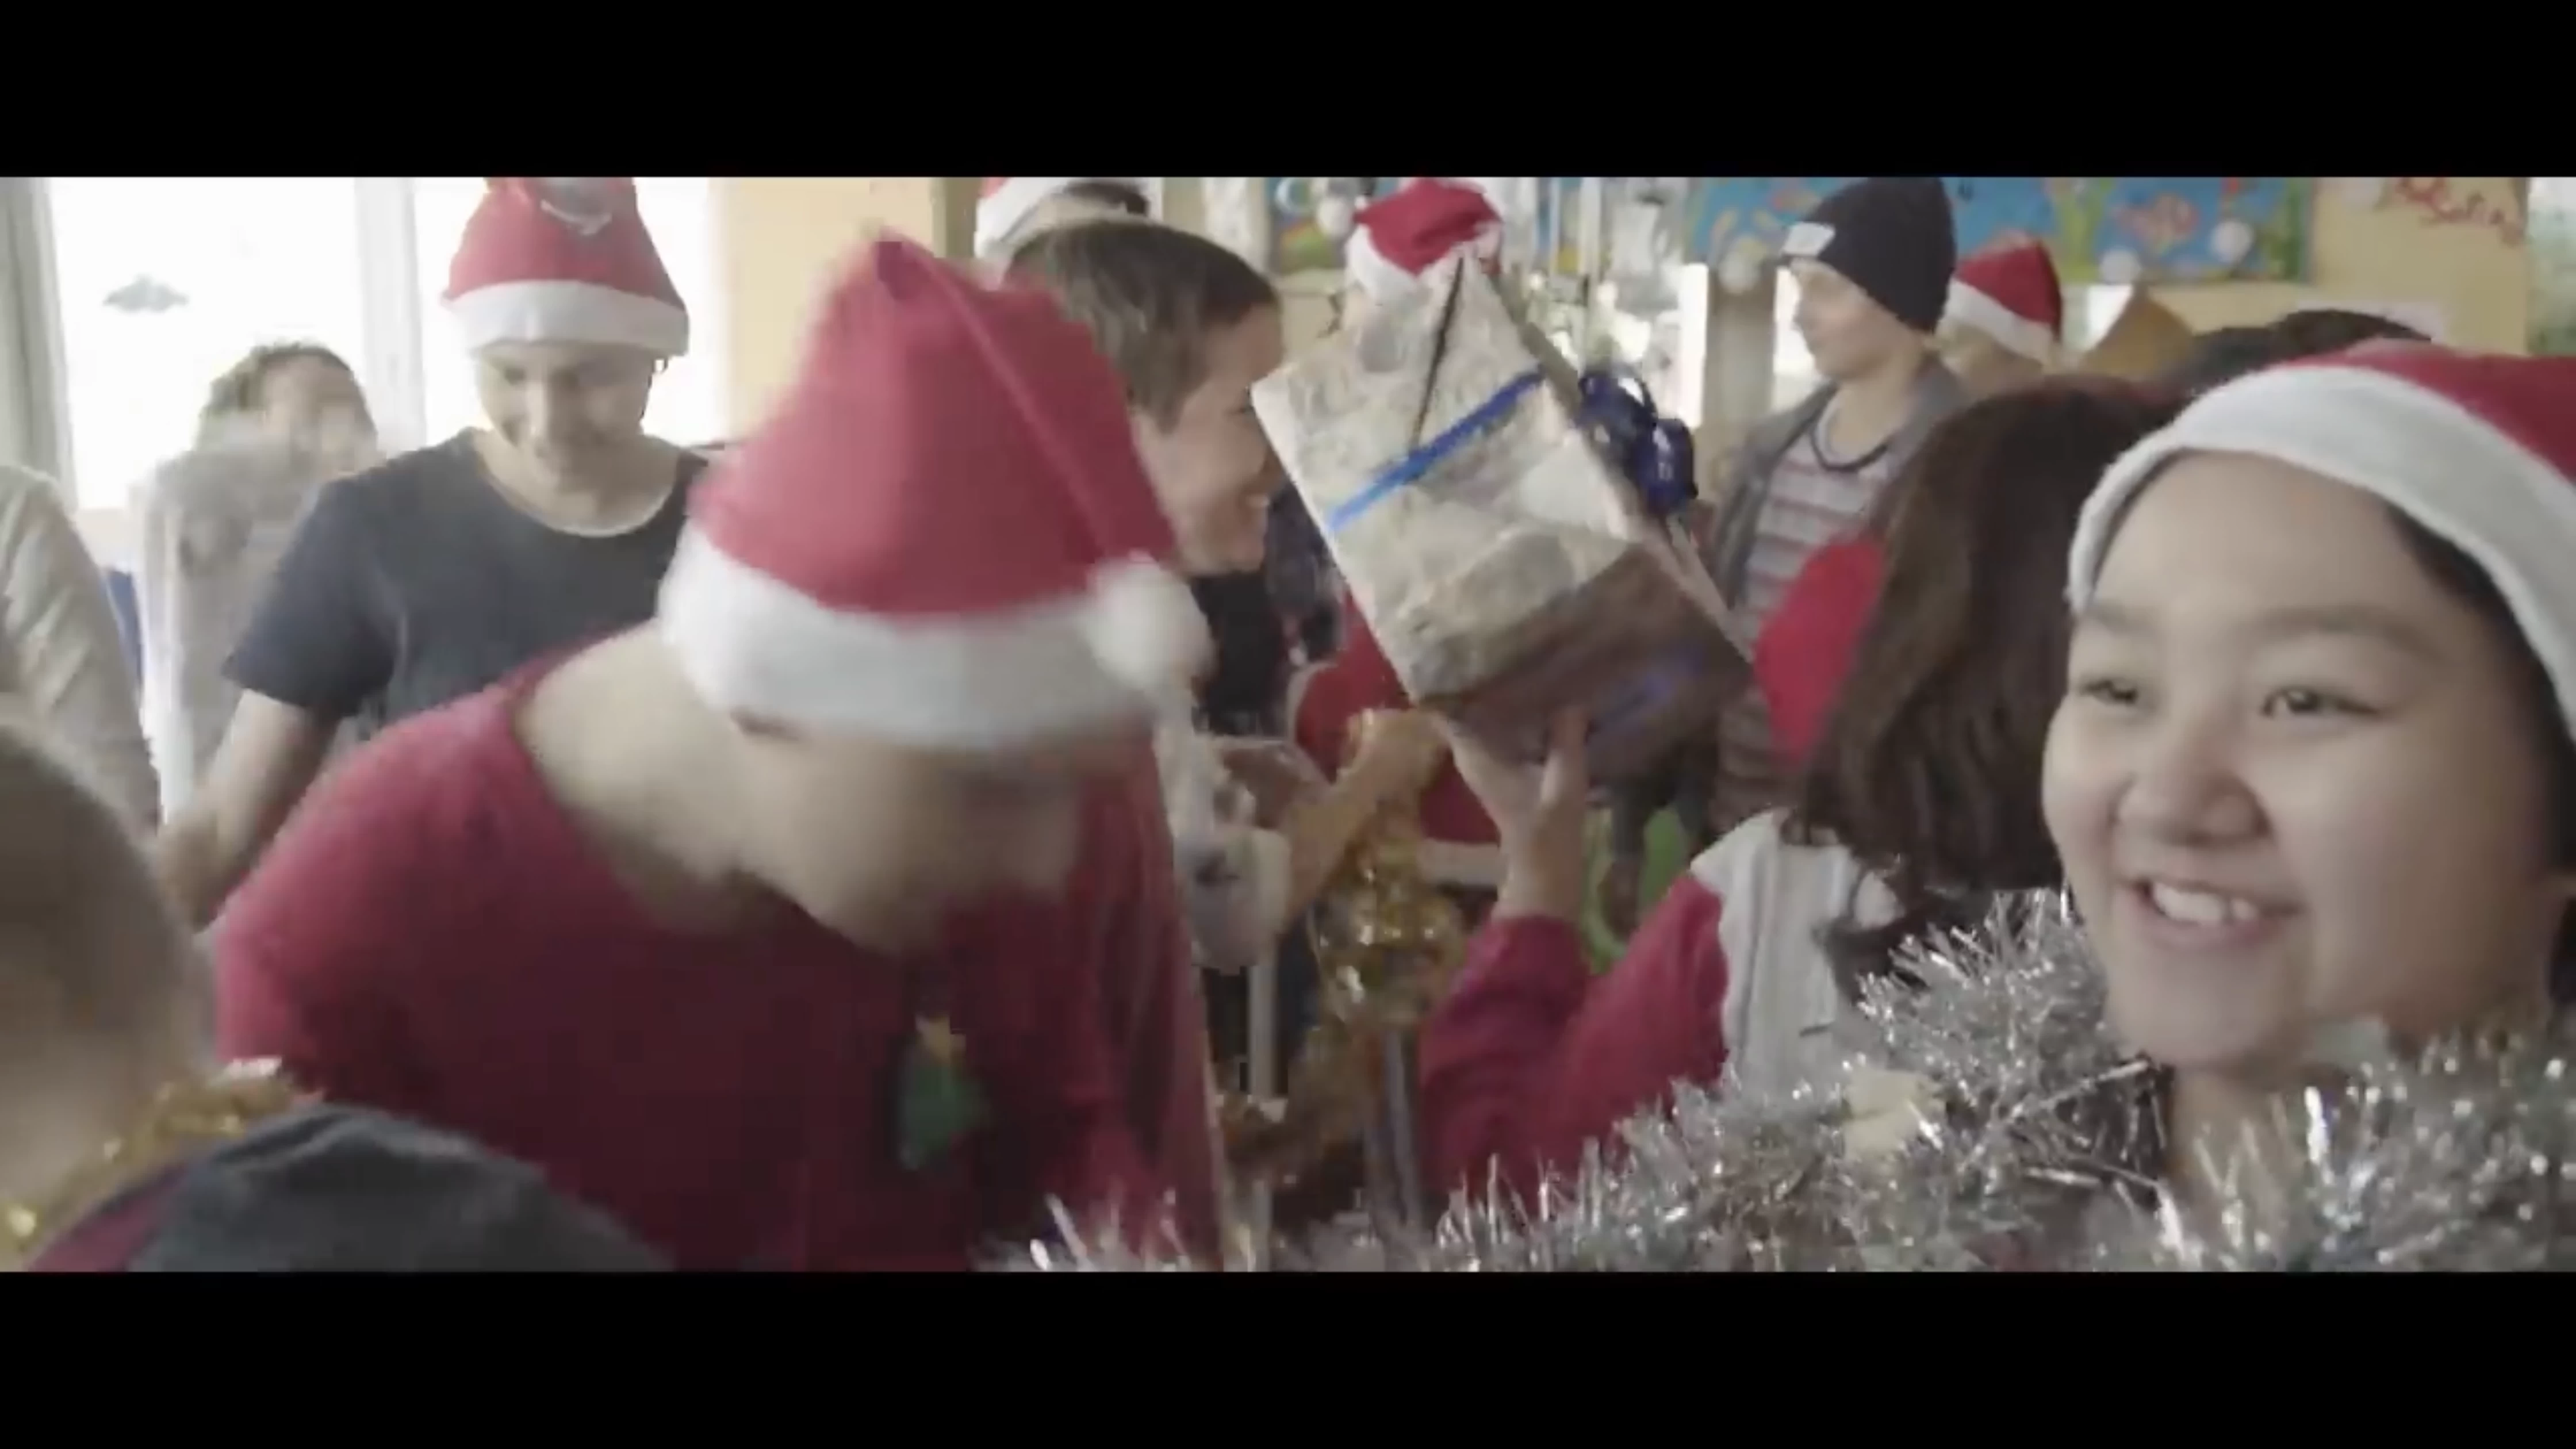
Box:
[2,1059,304,1267]
[1223,710,1466,1194]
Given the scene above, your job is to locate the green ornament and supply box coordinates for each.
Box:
[896,1016,989,1172]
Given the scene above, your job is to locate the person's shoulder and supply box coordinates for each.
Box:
[0,459,75,532]
[220,690,523,925]
[305,435,483,525]
[133,1103,665,1272]
[0,458,59,505]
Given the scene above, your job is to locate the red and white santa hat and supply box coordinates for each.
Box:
[1945,239,2062,363]
[444,178,688,357]
[1342,179,1504,303]
[972,177,1146,262]
[2071,344,2576,729]
[657,235,1209,749]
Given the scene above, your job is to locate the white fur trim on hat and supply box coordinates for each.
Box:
[975,177,1079,262]
[656,527,1210,750]
[2068,364,2576,733]
[1945,279,2057,363]
[1341,222,1420,303]
[449,279,689,358]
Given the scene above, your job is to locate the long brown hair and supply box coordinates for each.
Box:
[1785,381,2185,998]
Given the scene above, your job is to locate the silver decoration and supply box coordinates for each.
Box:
[1004,892,2576,1271]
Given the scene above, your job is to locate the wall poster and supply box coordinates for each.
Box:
[1536,178,2314,286]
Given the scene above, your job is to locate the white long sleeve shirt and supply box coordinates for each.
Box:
[0,463,157,828]
[1154,714,1294,976]
[128,439,344,819]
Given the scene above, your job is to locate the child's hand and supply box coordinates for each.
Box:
[1446,711,1589,922]
[1350,710,1448,799]
[1216,740,1323,827]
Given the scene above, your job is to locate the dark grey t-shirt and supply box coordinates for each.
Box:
[227,433,706,737]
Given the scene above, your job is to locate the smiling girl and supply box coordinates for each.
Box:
[2049,343,2576,1236]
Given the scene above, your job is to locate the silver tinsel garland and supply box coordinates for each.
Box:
[1003,893,2576,1271]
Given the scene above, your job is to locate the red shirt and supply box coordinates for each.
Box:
[1291,608,1498,852]
[213,670,1189,1270]
[1753,536,1884,773]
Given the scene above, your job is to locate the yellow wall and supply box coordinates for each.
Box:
[711,178,2539,432]
[2159,178,2529,352]
[714,177,973,430]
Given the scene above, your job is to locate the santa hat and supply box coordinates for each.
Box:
[444,178,688,356]
[1343,179,1502,303]
[1946,239,2063,363]
[973,177,1145,262]
[2071,344,2576,733]
[656,236,1209,750]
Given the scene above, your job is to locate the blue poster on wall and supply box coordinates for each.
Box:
[1538,177,2312,285]
[1264,176,1405,277]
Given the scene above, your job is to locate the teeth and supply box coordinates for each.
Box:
[2147,883,2259,926]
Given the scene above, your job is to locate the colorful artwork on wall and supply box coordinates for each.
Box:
[1264,177,1405,277]
[1536,178,2314,286]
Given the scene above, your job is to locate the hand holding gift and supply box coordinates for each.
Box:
[1252,259,1750,780]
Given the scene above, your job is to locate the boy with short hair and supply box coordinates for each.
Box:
[1008,222,1448,972]
[1604,177,1966,936]
[213,237,1214,1269]
[0,714,654,1271]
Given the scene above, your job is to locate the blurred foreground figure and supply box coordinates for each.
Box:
[0,715,657,1272]
[132,342,379,819]
[213,238,1207,1270]
[0,463,155,828]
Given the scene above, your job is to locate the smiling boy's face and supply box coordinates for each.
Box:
[729,716,1144,949]
[1133,304,1287,577]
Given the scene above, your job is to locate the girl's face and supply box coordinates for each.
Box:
[2044,453,2574,1082]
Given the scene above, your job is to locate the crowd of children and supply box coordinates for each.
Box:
[5,172,2570,1271]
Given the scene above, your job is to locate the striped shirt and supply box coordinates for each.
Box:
[1711,405,1900,835]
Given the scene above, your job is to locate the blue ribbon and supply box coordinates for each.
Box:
[1577,366,1697,521]
[1323,369,1548,535]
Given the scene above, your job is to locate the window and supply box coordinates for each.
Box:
[409,177,726,449]
[43,178,374,509]
[33,177,730,539]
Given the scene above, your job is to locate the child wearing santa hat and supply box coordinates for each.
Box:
[158,178,706,927]
[2049,343,2576,1212]
[1938,237,2064,397]
[213,236,1217,1270]
[975,177,1153,264]
[0,715,660,1272]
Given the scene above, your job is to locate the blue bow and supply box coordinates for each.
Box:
[1577,365,1696,521]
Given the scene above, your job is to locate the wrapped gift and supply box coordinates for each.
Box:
[1251,262,1748,780]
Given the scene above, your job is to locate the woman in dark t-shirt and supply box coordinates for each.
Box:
[154,178,707,927]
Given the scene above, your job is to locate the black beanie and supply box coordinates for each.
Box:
[1782,177,1957,335]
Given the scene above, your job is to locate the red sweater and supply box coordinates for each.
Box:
[1753,536,1884,773]
[213,671,1200,1270]
[1291,608,1500,881]
[1417,888,1729,1205]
